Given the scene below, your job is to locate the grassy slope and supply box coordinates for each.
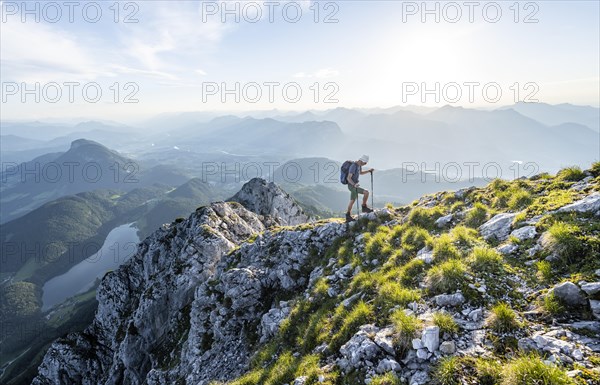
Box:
[213,163,600,385]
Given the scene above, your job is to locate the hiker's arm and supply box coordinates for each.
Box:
[360,168,374,175]
[347,173,357,186]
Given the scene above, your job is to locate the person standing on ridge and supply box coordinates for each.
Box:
[341,155,374,222]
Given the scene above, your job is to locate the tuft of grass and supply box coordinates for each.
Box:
[475,358,502,385]
[501,354,574,385]
[450,225,480,248]
[432,234,461,262]
[432,356,461,385]
[370,372,402,385]
[398,258,426,287]
[374,282,420,312]
[408,206,445,230]
[401,226,432,253]
[535,261,553,283]
[556,166,586,182]
[528,190,575,215]
[591,161,600,177]
[390,309,422,353]
[545,222,584,264]
[312,277,330,298]
[426,259,468,295]
[542,291,564,315]
[365,227,393,259]
[507,189,532,210]
[465,203,489,228]
[486,303,520,333]
[433,311,459,335]
[329,300,374,352]
[469,246,504,273]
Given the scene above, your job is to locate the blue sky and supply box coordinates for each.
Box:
[1,0,599,121]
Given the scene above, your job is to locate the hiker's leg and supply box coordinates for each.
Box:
[362,190,369,206]
[347,199,356,213]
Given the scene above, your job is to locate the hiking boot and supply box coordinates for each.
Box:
[362,205,373,213]
[345,212,355,222]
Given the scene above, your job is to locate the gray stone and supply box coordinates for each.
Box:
[479,213,517,242]
[416,348,429,359]
[416,247,434,264]
[550,282,587,307]
[410,370,430,385]
[435,214,453,228]
[421,326,440,352]
[469,308,483,322]
[376,358,401,374]
[510,225,537,241]
[439,341,456,354]
[518,337,538,352]
[412,338,424,350]
[497,243,518,255]
[590,300,600,320]
[581,282,600,297]
[434,292,465,307]
[558,192,600,214]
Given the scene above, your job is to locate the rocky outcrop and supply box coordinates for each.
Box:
[229,177,310,226]
[33,179,329,385]
[479,213,517,241]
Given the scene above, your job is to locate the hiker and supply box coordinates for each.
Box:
[340,155,374,222]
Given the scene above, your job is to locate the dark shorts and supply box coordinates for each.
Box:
[348,185,366,200]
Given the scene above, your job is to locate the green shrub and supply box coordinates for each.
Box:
[374,282,420,312]
[486,303,520,333]
[433,311,459,335]
[465,203,489,228]
[408,206,445,229]
[399,258,426,287]
[365,226,392,257]
[401,226,432,252]
[542,291,564,315]
[545,222,584,263]
[501,355,574,385]
[432,356,461,385]
[591,161,600,177]
[312,277,330,298]
[432,234,461,262]
[450,225,480,248]
[469,247,504,273]
[389,224,405,247]
[507,190,532,210]
[426,259,468,294]
[262,351,297,385]
[475,358,502,385]
[348,271,379,296]
[370,372,402,385]
[390,309,422,353]
[536,261,553,283]
[329,301,374,352]
[556,166,585,182]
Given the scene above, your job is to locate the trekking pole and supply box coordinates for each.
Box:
[370,170,374,210]
[355,186,360,218]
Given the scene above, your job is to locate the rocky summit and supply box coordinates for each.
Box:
[33,165,600,385]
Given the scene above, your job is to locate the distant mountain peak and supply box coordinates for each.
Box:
[69,138,105,150]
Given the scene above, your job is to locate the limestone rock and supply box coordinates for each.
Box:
[479,213,517,241]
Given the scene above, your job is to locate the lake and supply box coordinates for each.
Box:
[41,223,139,311]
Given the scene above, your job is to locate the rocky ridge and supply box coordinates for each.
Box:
[33,165,600,385]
